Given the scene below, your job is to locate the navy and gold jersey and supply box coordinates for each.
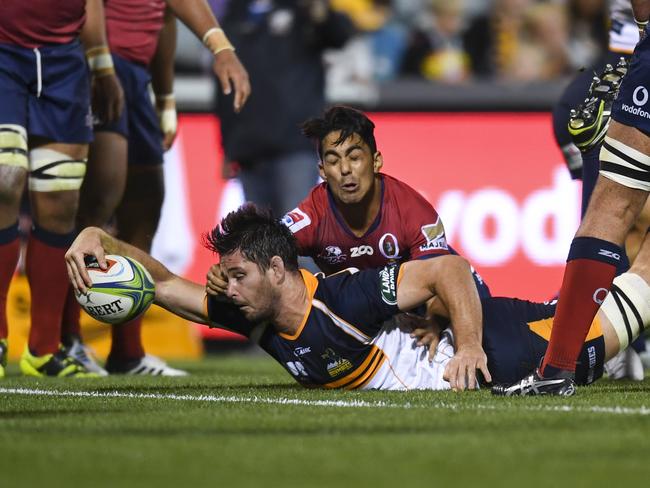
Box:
[482,297,605,385]
[206,265,455,390]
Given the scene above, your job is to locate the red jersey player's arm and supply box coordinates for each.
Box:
[164,0,250,113]
[80,0,124,123]
[150,7,178,151]
[396,255,491,391]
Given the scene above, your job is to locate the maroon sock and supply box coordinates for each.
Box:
[61,285,82,341]
[541,237,622,375]
[0,224,21,339]
[109,316,145,361]
[26,227,75,356]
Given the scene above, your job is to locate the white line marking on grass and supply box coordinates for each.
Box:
[2,387,649,416]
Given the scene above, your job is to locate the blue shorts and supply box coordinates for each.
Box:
[0,40,92,143]
[611,32,650,132]
[481,298,605,385]
[95,54,163,165]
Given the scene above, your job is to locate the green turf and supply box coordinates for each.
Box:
[1,355,649,488]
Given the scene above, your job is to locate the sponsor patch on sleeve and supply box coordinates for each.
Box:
[281,207,311,233]
[419,218,448,252]
[378,265,399,306]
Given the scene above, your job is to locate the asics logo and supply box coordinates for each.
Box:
[593,287,609,305]
[633,86,649,106]
[598,249,620,261]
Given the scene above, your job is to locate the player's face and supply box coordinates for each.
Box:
[319,131,382,205]
[221,251,277,322]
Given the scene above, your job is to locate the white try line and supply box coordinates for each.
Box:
[2,387,649,416]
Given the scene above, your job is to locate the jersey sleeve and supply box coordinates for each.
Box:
[281,190,319,255]
[317,264,402,337]
[205,294,257,338]
[402,190,451,260]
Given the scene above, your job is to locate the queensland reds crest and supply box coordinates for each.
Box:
[379,233,400,259]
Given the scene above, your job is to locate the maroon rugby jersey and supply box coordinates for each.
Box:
[0,0,86,48]
[105,0,166,66]
[282,174,450,274]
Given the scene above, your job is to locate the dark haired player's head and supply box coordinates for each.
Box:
[301,105,377,159]
[205,203,299,272]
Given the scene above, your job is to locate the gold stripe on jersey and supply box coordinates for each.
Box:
[279,269,320,340]
[528,316,603,341]
[312,298,372,343]
[324,345,385,389]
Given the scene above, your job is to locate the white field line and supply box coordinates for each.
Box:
[2,387,650,416]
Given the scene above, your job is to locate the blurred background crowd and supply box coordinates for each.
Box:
[175,0,609,109]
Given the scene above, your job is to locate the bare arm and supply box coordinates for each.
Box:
[65,227,209,324]
[80,0,124,123]
[165,0,250,112]
[397,256,491,390]
[150,7,178,150]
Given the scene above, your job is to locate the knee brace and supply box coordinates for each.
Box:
[599,272,650,350]
[28,147,86,192]
[0,124,28,169]
[599,135,650,191]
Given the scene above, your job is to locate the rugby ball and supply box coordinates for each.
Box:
[75,255,155,324]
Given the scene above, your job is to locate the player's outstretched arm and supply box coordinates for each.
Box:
[397,256,492,391]
[65,227,210,324]
[165,0,250,112]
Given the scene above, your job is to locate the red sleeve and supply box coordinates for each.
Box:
[394,180,450,260]
[280,186,322,255]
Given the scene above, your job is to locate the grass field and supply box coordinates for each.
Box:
[1,354,649,488]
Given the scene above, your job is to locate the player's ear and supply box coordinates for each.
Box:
[373,152,383,173]
[318,161,326,181]
[269,255,286,283]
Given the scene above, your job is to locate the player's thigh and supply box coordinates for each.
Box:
[115,164,164,250]
[78,131,128,227]
[28,141,88,233]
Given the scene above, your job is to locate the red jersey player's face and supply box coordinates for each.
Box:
[221,250,277,323]
[319,131,382,205]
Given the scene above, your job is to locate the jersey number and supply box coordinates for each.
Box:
[350,245,374,257]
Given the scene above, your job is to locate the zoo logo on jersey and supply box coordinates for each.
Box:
[281,207,311,233]
[419,218,448,252]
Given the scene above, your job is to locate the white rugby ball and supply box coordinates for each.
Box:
[75,254,155,325]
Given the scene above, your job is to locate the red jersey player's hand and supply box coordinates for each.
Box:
[212,50,250,113]
[91,72,124,124]
[206,264,228,296]
[443,343,491,391]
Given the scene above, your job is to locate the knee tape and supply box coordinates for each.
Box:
[0,124,28,169]
[599,272,650,350]
[599,135,650,191]
[28,148,86,192]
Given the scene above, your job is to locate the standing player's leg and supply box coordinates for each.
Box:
[0,128,27,379]
[20,140,97,377]
[60,130,128,374]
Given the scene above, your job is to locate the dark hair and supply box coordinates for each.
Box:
[301,105,377,158]
[204,204,299,272]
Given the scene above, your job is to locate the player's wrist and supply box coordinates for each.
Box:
[86,45,115,78]
[635,17,648,41]
[155,94,177,134]
[155,93,176,110]
[202,27,235,56]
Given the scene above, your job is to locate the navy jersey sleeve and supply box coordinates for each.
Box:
[205,294,258,338]
[315,264,402,337]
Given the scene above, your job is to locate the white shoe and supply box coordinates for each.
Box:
[604,348,644,381]
[65,337,108,376]
[106,354,188,376]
